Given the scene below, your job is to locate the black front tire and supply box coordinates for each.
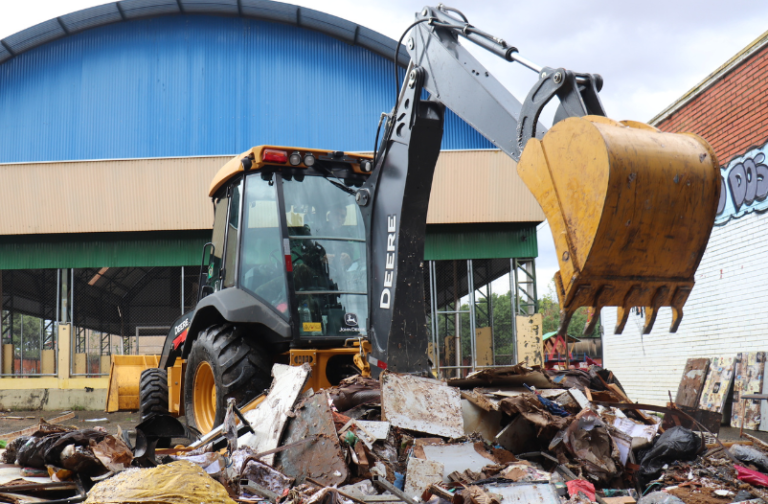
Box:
[139,368,169,419]
[184,324,272,434]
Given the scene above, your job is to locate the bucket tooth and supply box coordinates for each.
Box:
[614,306,631,334]
[558,306,576,335]
[643,307,658,334]
[583,306,601,336]
[669,286,691,333]
[643,286,669,334]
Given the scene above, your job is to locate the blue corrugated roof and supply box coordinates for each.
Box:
[0,0,411,67]
[0,14,492,163]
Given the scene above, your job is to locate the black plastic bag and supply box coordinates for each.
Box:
[730,444,768,473]
[638,426,702,483]
[2,436,30,464]
[16,434,65,468]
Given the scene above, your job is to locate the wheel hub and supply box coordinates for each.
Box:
[193,361,216,433]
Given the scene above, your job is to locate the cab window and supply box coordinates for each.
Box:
[239,174,289,317]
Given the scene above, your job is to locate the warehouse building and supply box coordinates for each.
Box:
[0,1,543,408]
[602,29,768,405]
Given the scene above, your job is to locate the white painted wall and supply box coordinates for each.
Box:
[602,210,768,406]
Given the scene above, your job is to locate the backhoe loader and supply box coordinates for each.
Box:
[130,5,721,434]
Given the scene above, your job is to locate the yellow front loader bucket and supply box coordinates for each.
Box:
[105,355,159,412]
[518,116,720,335]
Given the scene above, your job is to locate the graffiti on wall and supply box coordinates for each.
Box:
[716,142,768,226]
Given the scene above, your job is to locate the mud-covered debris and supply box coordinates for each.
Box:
[381,372,463,438]
[239,363,311,466]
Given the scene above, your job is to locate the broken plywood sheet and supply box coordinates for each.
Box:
[421,442,496,482]
[239,363,311,465]
[698,355,736,414]
[674,358,710,407]
[381,373,463,438]
[404,458,444,499]
[516,313,543,366]
[276,391,348,486]
[732,352,765,429]
[460,389,501,412]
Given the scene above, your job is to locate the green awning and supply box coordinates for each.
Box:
[0,222,538,270]
[424,223,538,261]
[0,230,210,270]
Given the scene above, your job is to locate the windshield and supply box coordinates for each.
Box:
[282,174,368,337]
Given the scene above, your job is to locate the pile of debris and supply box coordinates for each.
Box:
[1,363,767,504]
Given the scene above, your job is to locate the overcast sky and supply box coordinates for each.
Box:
[3,0,768,295]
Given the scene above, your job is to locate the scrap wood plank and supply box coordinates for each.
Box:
[239,363,311,466]
[699,355,737,414]
[0,411,75,442]
[732,352,766,429]
[675,358,710,408]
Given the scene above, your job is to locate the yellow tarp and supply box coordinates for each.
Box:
[84,460,236,504]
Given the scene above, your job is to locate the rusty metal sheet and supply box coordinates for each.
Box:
[732,352,766,429]
[275,392,348,486]
[674,358,710,407]
[381,373,464,438]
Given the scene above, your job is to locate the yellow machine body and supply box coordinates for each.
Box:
[105,355,160,412]
[108,342,371,423]
[517,116,720,335]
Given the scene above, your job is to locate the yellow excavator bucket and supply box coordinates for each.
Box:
[517,116,720,335]
[105,355,160,412]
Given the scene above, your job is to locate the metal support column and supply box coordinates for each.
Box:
[467,260,477,372]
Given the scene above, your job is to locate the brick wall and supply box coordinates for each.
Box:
[602,211,768,406]
[656,42,768,165]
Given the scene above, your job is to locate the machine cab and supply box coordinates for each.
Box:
[203,146,373,342]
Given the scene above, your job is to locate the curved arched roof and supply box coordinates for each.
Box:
[0,2,493,163]
[0,0,410,67]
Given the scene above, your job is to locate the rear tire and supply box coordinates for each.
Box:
[139,368,169,419]
[184,324,272,434]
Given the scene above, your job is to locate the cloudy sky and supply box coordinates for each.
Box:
[3,0,768,294]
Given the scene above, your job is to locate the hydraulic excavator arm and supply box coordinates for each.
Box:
[361,5,720,374]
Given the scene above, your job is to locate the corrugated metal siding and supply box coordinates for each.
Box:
[0,15,492,164]
[424,224,538,261]
[0,157,221,235]
[0,231,208,270]
[0,150,539,236]
[427,150,545,224]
